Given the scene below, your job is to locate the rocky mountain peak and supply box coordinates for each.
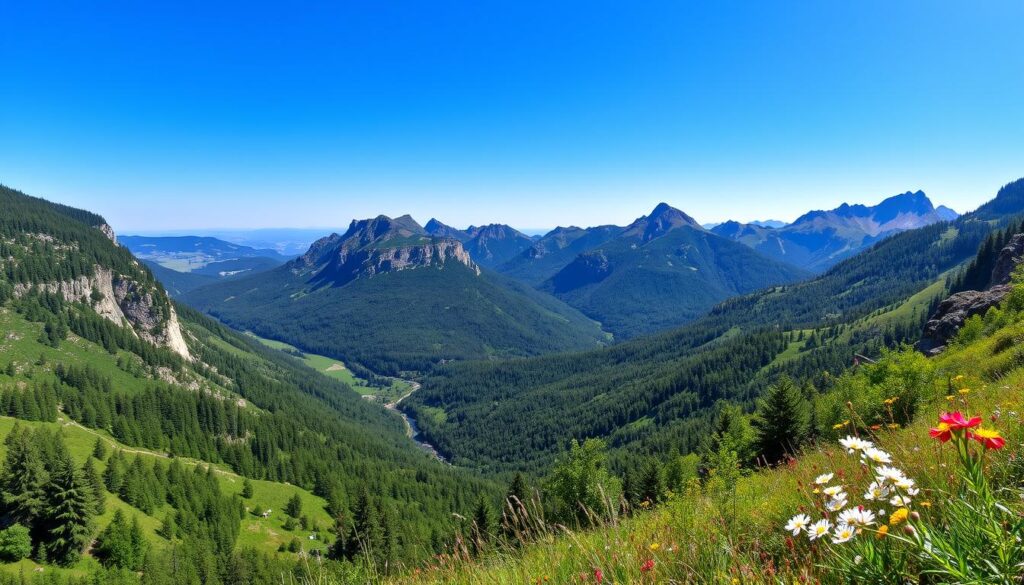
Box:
[624,203,701,241]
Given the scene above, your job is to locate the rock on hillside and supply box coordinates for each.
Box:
[918,233,1024,356]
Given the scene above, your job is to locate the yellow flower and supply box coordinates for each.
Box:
[959,388,970,395]
[946,395,955,402]
[887,423,900,429]
[920,501,932,508]
[876,524,889,539]
[954,375,965,381]
[732,579,740,585]
[649,543,660,552]
[889,508,909,526]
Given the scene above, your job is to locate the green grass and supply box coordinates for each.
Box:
[245,332,410,401]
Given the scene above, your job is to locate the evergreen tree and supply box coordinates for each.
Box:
[44,450,95,565]
[241,478,254,499]
[95,510,146,570]
[470,497,493,555]
[344,489,382,563]
[91,438,108,461]
[505,472,529,506]
[285,493,302,518]
[82,458,106,516]
[0,426,49,530]
[638,459,665,505]
[752,376,810,465]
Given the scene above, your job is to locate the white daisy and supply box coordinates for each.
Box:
[863,481,890,501]
[838,508,875,527]
[861,447,892,464]
[785,513,811,535]
[823,486,844,497]
[814,473,834,485]
[839,436,873,453]
[807,519,831,540]
[875,466,906,483]
[893,477,916,490]
[832,524,856,544]
[889,494,912,507]
[826,496,848,512]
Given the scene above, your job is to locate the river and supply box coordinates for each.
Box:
[383,381,448,464]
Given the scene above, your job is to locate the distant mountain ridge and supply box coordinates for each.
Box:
[183,213,607,374]
[711,190,958,271]
[533,203,810,337]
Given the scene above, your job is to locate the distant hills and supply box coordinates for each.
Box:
[710,191,958,272]
[122,235,290,295]
[183,214,607,374]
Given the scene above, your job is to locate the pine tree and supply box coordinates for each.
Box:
[752,376,810,465]
[638,459,665,505]
[505,472,529,506]
[0,426,49,530]
[241,478,254,499]
[470,497,493,555]
[82,458,106,515]
[44,451,95,565]
[91,438,108,461]
[285,493,302,518]
[344,489,382,562]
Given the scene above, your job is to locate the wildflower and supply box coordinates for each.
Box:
[863,481,890,501]
[945,395,955,402]
[889,494,912,507]
[929,421,953,443]
[876,524,889,539]
[640,558,654,573]
[875,466,907,483]
[959,388,970,395]
[893,476,915,490]
[840,436,873,453]
[838,507,876,527]
[969,427,1006,450]
[938,411,982,431]
[887,423,900,429]
[594,569,603,584]
[807,519,831,540]
[920,501,932,508]
[832,524,856,544]
[826,496,848,512]
[889,508,909,526]
[883,397,897,405]
[814,473,834,485]
[649,543,660,552]
[785,514,811,535]
[954,375,965,381]
[861,447,892,464]
[823,485,844,497]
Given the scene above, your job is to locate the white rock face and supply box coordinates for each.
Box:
[13,265,191,360]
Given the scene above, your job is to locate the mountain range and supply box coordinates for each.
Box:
[710,191,958,271]
[183,214,607,374]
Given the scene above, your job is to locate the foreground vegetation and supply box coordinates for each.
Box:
[389,276,1024,584]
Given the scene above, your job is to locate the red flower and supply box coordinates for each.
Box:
[939,411,982,431]
[640,558,655,573]
[969,428,1006,450]
[594,568,603,583]
[929,421,953,443]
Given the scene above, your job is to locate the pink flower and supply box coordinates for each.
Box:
[640,558,655,573]
[938,412,982,431]
[594,568,603,583]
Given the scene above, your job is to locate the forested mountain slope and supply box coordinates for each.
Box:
[403,178,1024,473]
[0,185,498,580]
[183,214,606,375]
[537,203,811,337]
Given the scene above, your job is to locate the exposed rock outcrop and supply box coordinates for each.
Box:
[918,233,1024,356]
[13,265,191,360]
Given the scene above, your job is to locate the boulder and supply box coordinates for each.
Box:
[917,285,1011,356]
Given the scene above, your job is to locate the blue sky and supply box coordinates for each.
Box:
[2,1,1022,232]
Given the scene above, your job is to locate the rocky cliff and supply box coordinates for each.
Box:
[918,233,1024,356]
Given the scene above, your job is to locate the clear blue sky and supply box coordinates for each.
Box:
[2,1,1022,232]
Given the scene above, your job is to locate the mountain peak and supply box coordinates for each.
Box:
[624,203,701,241]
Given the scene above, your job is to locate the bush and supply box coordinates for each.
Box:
[0,524,32,561]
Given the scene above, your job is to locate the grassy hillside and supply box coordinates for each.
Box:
[391,280,1024,584]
